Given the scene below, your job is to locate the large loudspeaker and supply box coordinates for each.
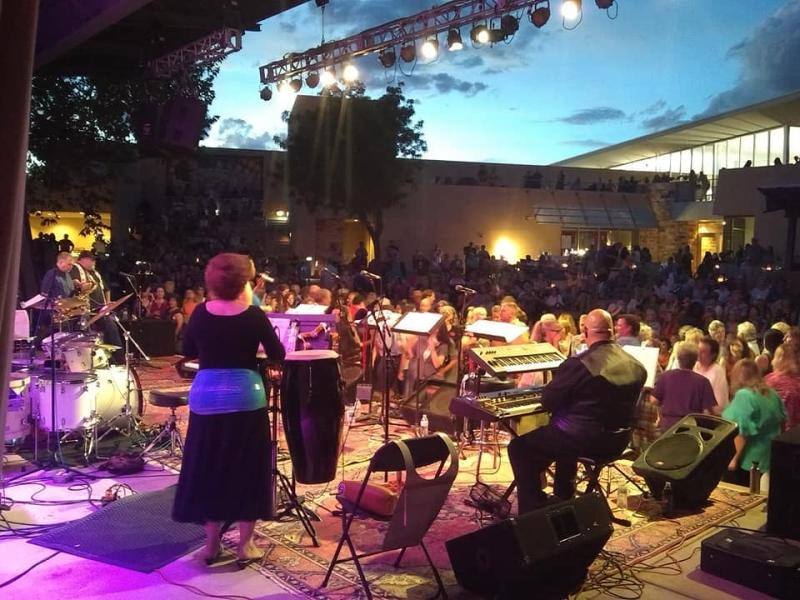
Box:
[446,493,612,599]
[159,97,206,149]
[632,414,737,508]
[767,425,800,541]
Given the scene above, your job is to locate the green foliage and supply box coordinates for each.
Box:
[283,82,426,257]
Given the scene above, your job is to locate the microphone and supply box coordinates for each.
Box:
[359,270,382,280]
[119,271,135,277]
[455,285,477,294]
[258,272,275,284]
[321,266,342,280]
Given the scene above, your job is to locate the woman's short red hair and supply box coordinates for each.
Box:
[205,253,254,300]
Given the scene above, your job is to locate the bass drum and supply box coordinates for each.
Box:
[280,350,344,484]
[94,366,143,422]
[32,371,99,431]
[5,373,31,442]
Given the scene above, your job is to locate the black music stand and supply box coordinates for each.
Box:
[393,312,445,437]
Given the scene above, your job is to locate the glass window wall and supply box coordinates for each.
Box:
[769,128,785,164]
[790,127,800,163]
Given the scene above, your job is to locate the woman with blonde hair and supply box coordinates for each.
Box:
[765,344,800,431]
[173,253,286,566]
[722,359,786,487]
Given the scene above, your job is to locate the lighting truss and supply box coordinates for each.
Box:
[150,27,243,78]
[259,0,542,85]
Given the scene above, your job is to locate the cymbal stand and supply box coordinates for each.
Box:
[264,366,319,546]
[95,312,148,452]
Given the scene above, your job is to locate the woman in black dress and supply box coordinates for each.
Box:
[173,253,285,566]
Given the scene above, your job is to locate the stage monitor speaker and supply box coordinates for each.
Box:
[767,425,800,541]
[632,413,737,508]
[129,319,176,357]
[159,97,206,149]
[700,528,800,599]
[446,493,612,599]
[398,378,458,435]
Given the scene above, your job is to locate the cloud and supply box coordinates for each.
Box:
[698,2,800,117]
[557,107,626,125]
[641,105,687,130]
[279,20,297,34]
[213,118,273,150]
[638,100,667,116]
[561,139,610,148]
[408,73,488,97]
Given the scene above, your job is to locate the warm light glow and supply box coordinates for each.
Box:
[305,256,314,262]
[421,38,439,59]
[278,80,294,94]
[492,236,521,263]
[320,69,336,87]
[342,64,359,82]
[561,0,581,20]
[276,210,286,217]
[477,28,490,43]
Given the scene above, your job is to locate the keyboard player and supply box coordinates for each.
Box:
[507,309,646,514]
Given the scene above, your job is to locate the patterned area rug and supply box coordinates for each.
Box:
[140,358,766,599]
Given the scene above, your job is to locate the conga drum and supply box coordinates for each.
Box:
[280,350,344,484]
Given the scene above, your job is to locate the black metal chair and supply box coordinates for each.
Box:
[321,433,459,600]
[576,427,643,528]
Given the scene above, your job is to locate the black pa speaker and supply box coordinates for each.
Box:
[159,97,206,149]
[767,425,800,541]
[632,414,737,508]
[446,493,612,599]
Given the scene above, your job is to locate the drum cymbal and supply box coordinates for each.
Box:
[97,343,121,351]
[86,293,133,327]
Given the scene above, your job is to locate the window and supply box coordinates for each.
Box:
[739,135,754,168]
[657,153,670,172]
[790,127,800,164]
[715,141,727,170]
[754,131,769,166]
[769,128,785,164]
[727,137,740,169]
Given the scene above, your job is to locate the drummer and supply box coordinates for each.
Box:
[35,252,77,346]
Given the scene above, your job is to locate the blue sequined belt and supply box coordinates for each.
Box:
[188,368,266,415]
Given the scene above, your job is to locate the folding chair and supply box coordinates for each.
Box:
[322,432,459,599]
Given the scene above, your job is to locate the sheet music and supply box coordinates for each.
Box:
[466,319,529,343]
[359,310,402,329]
[393,311,444,335]
[622,345,659,389]
[287,303,328,314]
[21,294,46,310]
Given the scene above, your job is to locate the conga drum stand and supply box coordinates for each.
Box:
[266,367,320,547]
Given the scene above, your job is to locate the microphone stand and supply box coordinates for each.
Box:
[123,273,143,320]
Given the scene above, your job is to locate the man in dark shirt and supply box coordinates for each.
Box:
[40,252,75,299]
[508,309,647,514]
[651,342,716,433]
[57,234,75,254]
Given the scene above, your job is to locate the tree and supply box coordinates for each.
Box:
[283,82,426,259]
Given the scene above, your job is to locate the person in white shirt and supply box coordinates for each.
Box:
[694,336,729,413]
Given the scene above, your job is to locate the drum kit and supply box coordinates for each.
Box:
[7,293,143,463]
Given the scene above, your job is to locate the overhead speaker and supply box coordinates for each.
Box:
[159,97,206,149]
[632,414,737,508]
[446,493,612,599]
[767,425,800,541]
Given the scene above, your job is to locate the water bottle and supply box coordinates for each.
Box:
[345,402,358,426]
[749,461,761,495]
[616,484,629,510]
[663,482,674,513]
[420,414,429,437]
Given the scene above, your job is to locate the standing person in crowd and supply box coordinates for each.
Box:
[173,253,285,567]
[167,294,185,354]
[722,359,786,487]
[651,343,716,433]
[765,344,800,431]
[694,337,729,414]
[147,286,170,319]
[182,288,198,320]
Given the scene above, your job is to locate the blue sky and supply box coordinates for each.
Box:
[204,0,800,165]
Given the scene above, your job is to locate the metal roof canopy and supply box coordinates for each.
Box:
[558,91,800,169]
[35,0,308,76]
[530,193,657,229]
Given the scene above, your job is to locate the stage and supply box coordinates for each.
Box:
[0,357,778,599]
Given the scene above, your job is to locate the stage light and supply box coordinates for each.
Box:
[278,80,293,94]
[596,0,614,8]
[421,36,439,59]
[447,28,463,51]
[378,48,396,68]
[320,68,336,86]
[289,78,302,93]
[342,63,359,82]
[306,71,320,88]
[562,0,582,20]
[500,14,520,36]
[400,43,416,63]
[530,0,551,27]
[470,24,490,44]
[259,86,273,101]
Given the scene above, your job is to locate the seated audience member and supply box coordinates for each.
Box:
[723,359,786,487]
[694,336,729,413]
[615,313,641,346]
[651,342,716,433]
[765,344,800,431]
[755,328,784,375]
[737,321,761,357]
[147,286,170,319]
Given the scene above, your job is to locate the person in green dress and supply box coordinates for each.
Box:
[722,359,786,487]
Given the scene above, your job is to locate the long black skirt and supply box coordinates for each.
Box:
[172,407,271,524]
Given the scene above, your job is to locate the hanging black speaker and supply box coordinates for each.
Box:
[446,493,612,599]
[632,413,737,508]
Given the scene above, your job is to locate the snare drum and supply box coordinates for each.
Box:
[32,371,99,431]
[5,374,31,442]
[280,349,344,484]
